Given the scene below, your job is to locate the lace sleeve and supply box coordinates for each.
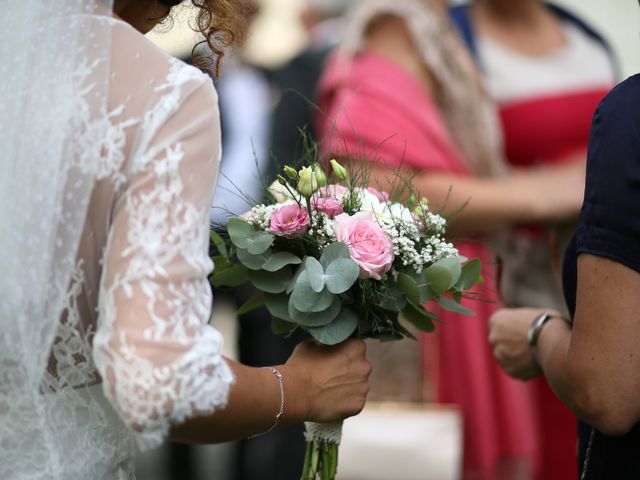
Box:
[93,76,234,448]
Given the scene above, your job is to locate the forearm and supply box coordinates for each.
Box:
[411,173,540,236]
[170,359,306,444]
[366,164,539,236]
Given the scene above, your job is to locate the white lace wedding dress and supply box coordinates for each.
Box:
[0,15,233,480]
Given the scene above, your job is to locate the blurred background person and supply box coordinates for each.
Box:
[450,2,617,478]
[269,0,357,170]
[316,0,587,478]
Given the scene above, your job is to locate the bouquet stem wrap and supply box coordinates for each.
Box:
[301,421,342,480]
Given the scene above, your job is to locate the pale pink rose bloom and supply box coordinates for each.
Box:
[317,184,349,199]
[332,212,395,280]
[311,195,344,219]
[366,187,390,203]
[268,204,310,238]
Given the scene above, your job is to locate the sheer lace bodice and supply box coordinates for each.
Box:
[0,18,233,480]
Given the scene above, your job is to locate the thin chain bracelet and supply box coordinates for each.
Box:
[249,367,285,438]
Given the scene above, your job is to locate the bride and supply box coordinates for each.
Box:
[0,1,371,478]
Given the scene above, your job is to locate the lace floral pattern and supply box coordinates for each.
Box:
[0,18,231,480]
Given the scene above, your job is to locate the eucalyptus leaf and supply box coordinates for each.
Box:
[307,308,358,345]
[209,229,228,258]
[457,258,482,290]
[324,258,360,294]
[432,257,462,288]
[261,252,302,272]
[289,296,341,327]
[401,302,437,333]
[227,218,253,249]
[437,296,476,316]
[424,265,453,295]
[290,272,335,312]
[396,272,421,305]
[320,242,351,269]
[236,248,270,270]
[251,267,292,294]
[245,231,274,255]
[264,293,293,322]
[286,264,305,294]
[271,317,298,336]
[305,257,326,293]
[211,264,249,288]
[236,295,266,316]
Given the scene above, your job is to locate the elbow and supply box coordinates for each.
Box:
[571,380,638,437]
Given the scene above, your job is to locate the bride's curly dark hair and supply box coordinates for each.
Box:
[159,0,248,75]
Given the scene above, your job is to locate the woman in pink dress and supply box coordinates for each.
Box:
[316,0,586,477]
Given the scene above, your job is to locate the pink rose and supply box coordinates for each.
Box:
[268,204,309,238]
[332,212,395,280]
[317,184,349,199]
[312,195,344,218]
[366,187,390,203]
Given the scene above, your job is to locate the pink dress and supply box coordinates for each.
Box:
[317,51,539,477]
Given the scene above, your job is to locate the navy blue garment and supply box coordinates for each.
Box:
[563,74,640,479]
[449,2,619,78]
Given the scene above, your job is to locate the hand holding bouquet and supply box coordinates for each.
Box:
[211,160,481,480]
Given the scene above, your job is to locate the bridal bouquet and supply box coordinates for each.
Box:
[210,160,481,480]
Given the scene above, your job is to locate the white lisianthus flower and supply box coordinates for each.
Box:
[268,180,299,203]
[354,188,383,213]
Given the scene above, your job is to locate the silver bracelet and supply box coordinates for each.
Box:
[249,367,284,438]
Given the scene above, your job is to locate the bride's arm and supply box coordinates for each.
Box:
[93,77,369,445]
[171,341,371,444]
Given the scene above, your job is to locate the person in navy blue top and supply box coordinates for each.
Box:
[488,72,640,479]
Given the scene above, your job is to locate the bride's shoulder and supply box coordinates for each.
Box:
[109,19,212,99]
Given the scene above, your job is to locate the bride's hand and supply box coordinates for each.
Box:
[281,339,372,423]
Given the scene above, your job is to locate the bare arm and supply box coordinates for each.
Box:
[535,254,640,436]
[170,339,372,444]
[489,255,640,436]
[364,159,584,237]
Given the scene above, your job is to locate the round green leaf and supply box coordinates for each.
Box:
[251,267,292,294]
[236,248,270,270]
[431,257,462,288]
[320,242,351,269]
[396,272,420,305]
[305,257,326,293]
[246,231,274,255]
[286,264,304,294]
[307,308,358,345]
[290,271,334,312]
[289,296,341,327]
[227,218,253,249]
[325,258,360,294]
[424,265,453,295]
[264,293,292,322]
[261,252,302,272]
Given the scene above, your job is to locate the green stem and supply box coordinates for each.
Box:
[300,441,312,480]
